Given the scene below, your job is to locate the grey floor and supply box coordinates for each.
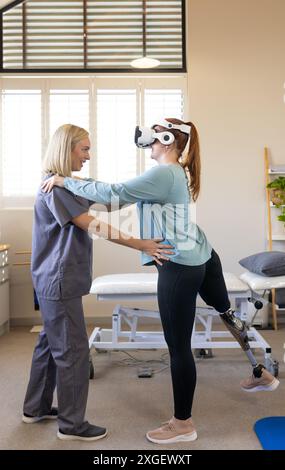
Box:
[0,325,284,450]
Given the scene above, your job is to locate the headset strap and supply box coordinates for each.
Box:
[153,119,191,135]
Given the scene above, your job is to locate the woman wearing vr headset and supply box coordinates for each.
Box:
[42,119,278,445]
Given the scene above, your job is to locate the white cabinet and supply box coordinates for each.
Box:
[0,245,10,336]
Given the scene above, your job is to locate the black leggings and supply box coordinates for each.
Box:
[156,249,230,420]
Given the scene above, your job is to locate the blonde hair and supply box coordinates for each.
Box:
[43,124,89,177]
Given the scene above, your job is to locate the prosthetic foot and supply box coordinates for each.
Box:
[220,309,278,388]
[240,363,280,392]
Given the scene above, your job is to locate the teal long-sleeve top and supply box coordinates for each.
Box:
[64,164,212,266]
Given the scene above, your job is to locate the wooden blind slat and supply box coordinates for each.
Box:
[2,0,184,70]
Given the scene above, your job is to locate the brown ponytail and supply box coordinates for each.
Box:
[160,118,201,202]
[181,121,200,202]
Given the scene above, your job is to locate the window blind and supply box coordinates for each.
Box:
[1,90,42,196]
[2,2,23,69]
[1,0,185,70]
[96,89,137,182]
[0,76,186,203]
[49,89,90,177]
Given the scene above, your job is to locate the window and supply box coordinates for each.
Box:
[96,89,137,182]
[49,90,89,135]
[1,90,41,197]
[0,76,187,207]
[49,89,90,177]
[144,88,183,170]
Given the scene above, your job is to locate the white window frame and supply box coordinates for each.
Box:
[0,74,188,209]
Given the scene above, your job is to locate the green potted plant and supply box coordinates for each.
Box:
[267,176,285,223]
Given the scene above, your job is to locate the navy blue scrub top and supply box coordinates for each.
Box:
[31,185,93,300]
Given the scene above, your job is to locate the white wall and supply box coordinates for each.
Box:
[0,1,12,9]
[188,0,285,272]
[1,0,285,323]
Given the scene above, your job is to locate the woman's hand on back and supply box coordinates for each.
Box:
[41,175,65,193]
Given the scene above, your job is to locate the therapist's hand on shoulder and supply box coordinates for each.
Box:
[41,174,65,193]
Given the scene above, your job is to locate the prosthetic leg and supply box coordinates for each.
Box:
[220,309,266,378]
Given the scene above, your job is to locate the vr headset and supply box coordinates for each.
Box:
[134,119,191,149]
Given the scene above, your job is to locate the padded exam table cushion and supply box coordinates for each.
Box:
[91,273,158,295]
[240,271,285,290]
[90,272,248,295]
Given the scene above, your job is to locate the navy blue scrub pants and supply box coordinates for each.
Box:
[156,249,231,420]
[23,297,90,434]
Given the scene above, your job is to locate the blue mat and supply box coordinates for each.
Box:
[254,417,285,450]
